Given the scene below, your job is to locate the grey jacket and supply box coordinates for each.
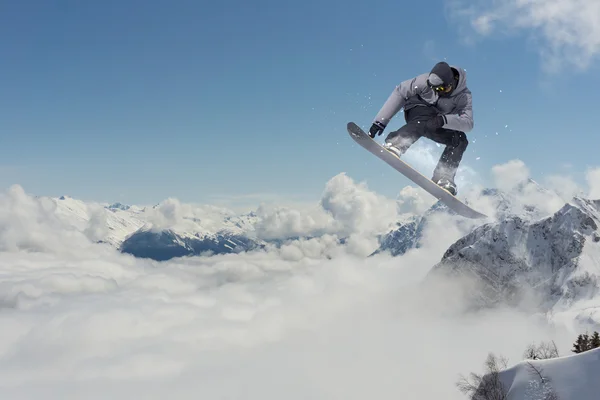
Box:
[372,66,474,133]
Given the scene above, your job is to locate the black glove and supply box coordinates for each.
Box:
[369,121,386,138]
[426,115,446,131]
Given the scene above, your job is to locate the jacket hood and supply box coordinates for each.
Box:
[450,65,468,96]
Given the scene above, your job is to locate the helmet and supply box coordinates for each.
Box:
[428,61,455,96]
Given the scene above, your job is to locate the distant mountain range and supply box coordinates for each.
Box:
[40,180,600,329]
[47,195,265,258]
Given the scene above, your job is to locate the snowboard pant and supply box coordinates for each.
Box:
[385,105,468,183]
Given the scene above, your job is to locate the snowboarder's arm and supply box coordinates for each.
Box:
[442,91,474,133]
[373,74,429,126]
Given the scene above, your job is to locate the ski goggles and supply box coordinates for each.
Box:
[427,79,453,94]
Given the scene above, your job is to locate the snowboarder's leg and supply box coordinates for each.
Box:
[383,123,421,157]
[424,129,469,195]
[382,106,434,157]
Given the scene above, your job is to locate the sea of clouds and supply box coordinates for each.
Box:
[1,158,599,399]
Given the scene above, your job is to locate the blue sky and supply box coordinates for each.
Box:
[1,0,599,207]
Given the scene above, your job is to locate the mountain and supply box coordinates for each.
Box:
[107,202,131,211]
[372,201,452,256]
[47,195,146,247]
[40,194,265,260]
[117,208,266,260]
[373,179,561,257]
[427,197,600,316]
[373,215,421,256]
[119,227,264,261]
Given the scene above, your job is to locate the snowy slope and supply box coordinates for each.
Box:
[40,195,146,246]
[427,197,600,314]
[493,347,600,399]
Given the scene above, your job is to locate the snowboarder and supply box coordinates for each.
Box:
[368,61,473,196]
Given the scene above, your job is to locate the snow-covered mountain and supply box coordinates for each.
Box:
[372,200,459,256]
[40,178,600,322]
[373,178,561,257]
[37,194,264,260]
[120,226,264,260]
[427,196,600,318]
[44,195,146,247]
[117,209,264,260]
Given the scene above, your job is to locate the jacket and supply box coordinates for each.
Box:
[372,66,474,133]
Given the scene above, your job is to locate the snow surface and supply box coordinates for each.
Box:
[498,347,600,399]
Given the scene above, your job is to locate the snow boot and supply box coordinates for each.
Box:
[383,142,405,158]
[435,177,457,196]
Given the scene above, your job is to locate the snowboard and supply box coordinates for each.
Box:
[347,122,487,219]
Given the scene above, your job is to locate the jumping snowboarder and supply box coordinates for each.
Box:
[368,61,474,196]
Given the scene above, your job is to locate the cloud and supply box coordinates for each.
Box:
[144,197,187,230]
[320,173,398,236]
[142,198,249,234]
[478,159,566,216]
[491,159,531,192]
[586,167,600,199]
[396,185,436,215]
[83,204,111,243]
[0,165,597,398]
[0,185,94,254]
[446,0,600,72]
[254,203,335,241]
[543,173,585,201]
[0,243,577,399]
[254,173,399,246]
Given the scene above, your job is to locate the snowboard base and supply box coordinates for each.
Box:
[347,122,487,219]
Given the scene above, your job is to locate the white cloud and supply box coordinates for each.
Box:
[146,197,183,229]
[277,234,345,260]
[255,173,399,244]
[320,173,398,237]
[254,203,335,240]
[586,167,600,199]
[466,159,567,218]
[144,198,238,233]
[543,173,584,201]
[491,159,531,192]
[0,166,597,398]
[396,186,436,215]
[0,245,578,399]
[0,185,94,254]
[446,0,600,72]
[83,203,111,243]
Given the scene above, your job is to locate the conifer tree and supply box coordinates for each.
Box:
[572,334,589,353]
[591,331,600,349]
[582,333,591,351]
